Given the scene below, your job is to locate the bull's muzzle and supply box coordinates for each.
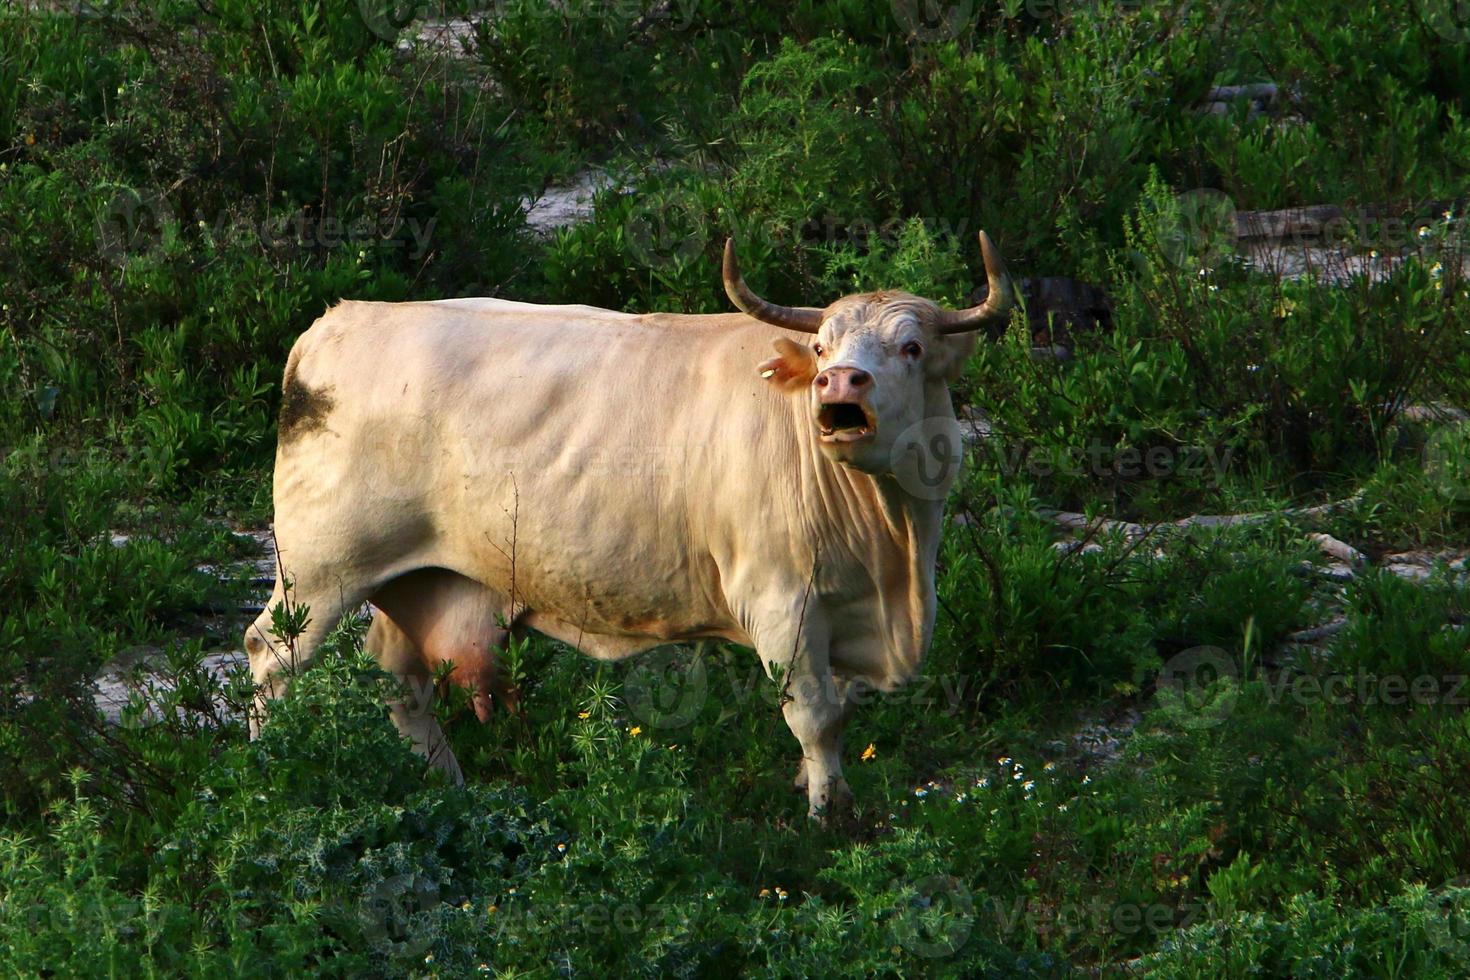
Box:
[815,367,876,444]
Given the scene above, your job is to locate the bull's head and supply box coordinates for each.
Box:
[725,231,1014,476]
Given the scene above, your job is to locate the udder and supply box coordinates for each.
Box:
[368,568,521,720]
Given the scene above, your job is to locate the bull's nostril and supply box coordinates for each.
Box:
[816,374,830,388]
[851,370,871,387]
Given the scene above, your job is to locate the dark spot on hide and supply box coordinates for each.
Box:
[277,373,335,444]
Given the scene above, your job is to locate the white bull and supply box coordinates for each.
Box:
[245,232,1015,817]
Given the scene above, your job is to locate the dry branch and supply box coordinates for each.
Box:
[1036,493,1362,541]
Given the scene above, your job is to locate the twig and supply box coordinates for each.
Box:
[1287,619,1349,644]
[780,551,821,710]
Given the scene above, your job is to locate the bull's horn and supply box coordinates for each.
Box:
[935,231,1016,335]
[723,239,823,333]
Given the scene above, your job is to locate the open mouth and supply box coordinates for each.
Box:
[817,402,875,443]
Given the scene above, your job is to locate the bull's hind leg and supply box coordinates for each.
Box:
[242,572,373,739]
[365,611,464,784]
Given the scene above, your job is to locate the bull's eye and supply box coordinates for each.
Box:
[813,343,825,357]
[902,341,923,359]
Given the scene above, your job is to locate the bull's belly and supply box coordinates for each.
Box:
[507,569,751,659]
[522,609,750,660]
[425,534,749,661]
[371,567,749,680]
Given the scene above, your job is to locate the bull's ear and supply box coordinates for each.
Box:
[935,331,981,382]
[758,337,817,391]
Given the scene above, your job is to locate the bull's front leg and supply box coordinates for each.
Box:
[754,608,852,820]
[792,673,861,798]
[780,661,853,820]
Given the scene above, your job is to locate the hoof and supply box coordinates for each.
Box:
[805,779,854,823]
